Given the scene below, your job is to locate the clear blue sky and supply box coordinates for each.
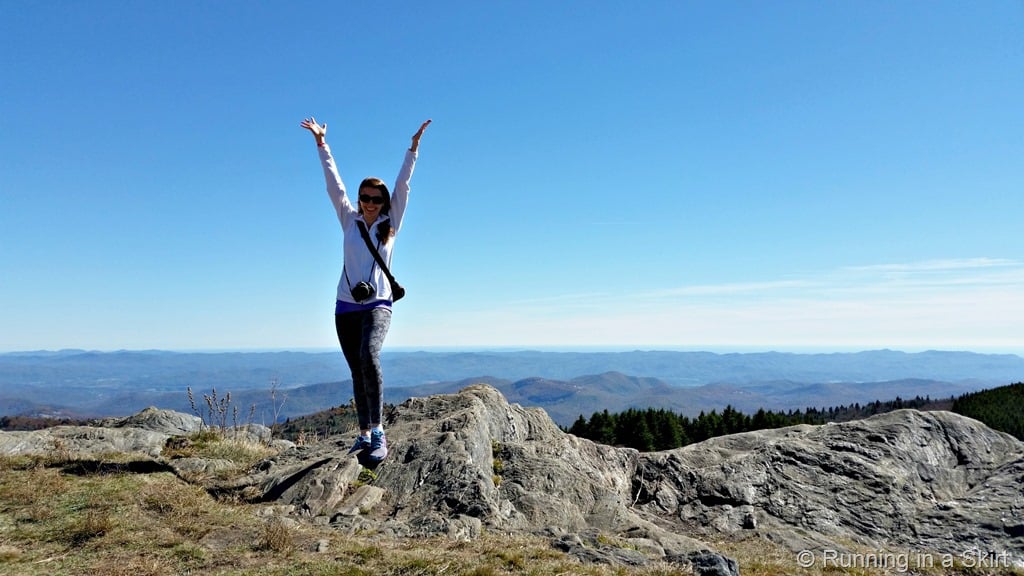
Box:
[2,1,1022,354]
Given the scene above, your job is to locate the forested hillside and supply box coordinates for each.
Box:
[565,395,943,451]
[951,382,1024,440]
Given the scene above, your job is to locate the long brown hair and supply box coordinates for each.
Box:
[358,177,393,243]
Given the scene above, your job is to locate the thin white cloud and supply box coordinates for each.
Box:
[844,257,1020,273]
[392,258,1024,352]
[510,258,1024,310]
[824,258,1024,295]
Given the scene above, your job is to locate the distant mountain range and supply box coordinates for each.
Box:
[2,349,1022,426]
[384,373,996,426]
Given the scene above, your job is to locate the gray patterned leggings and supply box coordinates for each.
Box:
[335,307,392,430]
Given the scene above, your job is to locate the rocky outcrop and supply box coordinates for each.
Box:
[2,386,1022,574]
[209,384,1024,571]
[95,405,204,435]
[0,424,173,458]
[633,408,1024,558]
[0,407,274,459]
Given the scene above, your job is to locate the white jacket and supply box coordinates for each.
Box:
[318,143,417,305]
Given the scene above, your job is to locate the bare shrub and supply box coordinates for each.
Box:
[64,509,114,546]
[188,386,234,434]
[256,517,294,553]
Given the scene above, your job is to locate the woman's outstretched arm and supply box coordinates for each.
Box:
[390,119,431,232]
[301,116,354,223]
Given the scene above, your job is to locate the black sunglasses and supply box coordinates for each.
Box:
[359,194,385,205]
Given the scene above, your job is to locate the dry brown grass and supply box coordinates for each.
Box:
[1,452,1021,576]
[161,429,277,482]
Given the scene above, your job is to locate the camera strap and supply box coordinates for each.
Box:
[342,260,377,293]
[356,220,401,296]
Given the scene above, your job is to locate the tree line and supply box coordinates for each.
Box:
[564,395,944,452]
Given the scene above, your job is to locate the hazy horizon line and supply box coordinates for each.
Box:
[3,345,1023,357]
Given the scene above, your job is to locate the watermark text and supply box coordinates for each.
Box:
[795,547,1013,572]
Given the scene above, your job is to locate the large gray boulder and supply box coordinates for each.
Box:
[98,405,203,435]
[634,409,1024,560]
[222,384,732,572]
[0,425,171,458]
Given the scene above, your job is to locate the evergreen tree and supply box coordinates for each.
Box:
[569,414,588,437]
[650,409,684,450]
[589,409,617,445]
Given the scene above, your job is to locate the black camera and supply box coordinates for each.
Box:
[350,281,375,302]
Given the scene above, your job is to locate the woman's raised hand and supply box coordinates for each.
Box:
[410,119,431,152]
[301,117,327,144]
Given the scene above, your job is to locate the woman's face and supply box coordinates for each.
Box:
[358,186,386,219]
